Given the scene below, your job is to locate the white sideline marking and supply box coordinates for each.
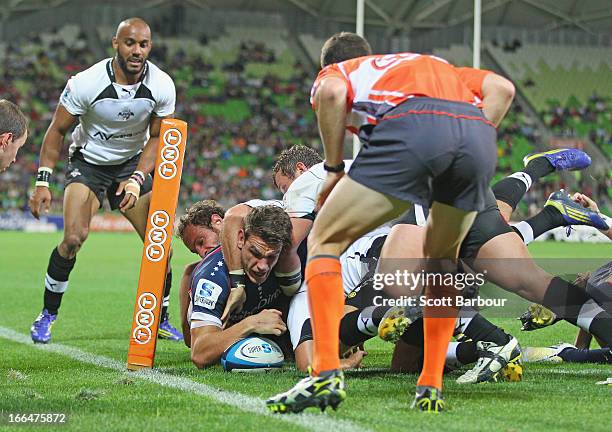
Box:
[0,327,370,432]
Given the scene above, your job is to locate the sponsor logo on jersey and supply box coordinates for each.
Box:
[194,279,223,310]
[69,168,81,178]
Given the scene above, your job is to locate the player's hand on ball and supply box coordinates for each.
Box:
[316,171,345,211]
[116,179,140,212]
[518,303,558,331]
[248,309,287,336]
[29,186,52,219]
[221,285,247,328]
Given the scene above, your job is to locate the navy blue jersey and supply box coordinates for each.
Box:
[188,246,290,328]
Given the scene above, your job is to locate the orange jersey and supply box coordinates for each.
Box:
[310,53,492,131]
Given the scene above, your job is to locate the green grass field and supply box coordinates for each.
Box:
[1,232,610,431]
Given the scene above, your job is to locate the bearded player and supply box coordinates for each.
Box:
[28,18,182,343]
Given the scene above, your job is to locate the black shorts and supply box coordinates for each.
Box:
[65,150,153,210]
[396,189,514,259]
[349,98,497,212]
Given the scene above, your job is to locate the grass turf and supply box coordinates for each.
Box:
[0,231,610,431]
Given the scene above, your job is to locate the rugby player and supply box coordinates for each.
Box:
[187,205,293,368]
[0,99,28,172]
[219,146,326,311]
[381,151,612,383]
[519,194,611,365]
[28,18,182,343]
[177,199,368,370]
[270,146,521,377]
[267,32,515,413]
[175,200,226,347]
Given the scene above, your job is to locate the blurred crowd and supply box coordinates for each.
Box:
[0,28,609,218]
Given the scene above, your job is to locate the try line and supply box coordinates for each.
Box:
[0,326,371,432]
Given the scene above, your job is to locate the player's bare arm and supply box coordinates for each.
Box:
[273,217,311,295]
[218,203,252,321]
[313,76,348,207]
[29,104,78,219]
[190,309,286,368]
[480,73,515,127]
[116,114,167,212]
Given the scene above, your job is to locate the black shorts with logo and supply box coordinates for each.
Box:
[349,97,497,212]
[65,150,153,210]
[396,189,515,259]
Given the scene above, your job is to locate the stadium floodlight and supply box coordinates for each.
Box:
[127,118,188,370]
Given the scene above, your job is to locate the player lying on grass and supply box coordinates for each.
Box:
[262,145,521,376]
[268,32,516,414]
[0,99,29,173]
[29,17,182,343]
[184,204,294,368]
[177,199,377,370]
[219,145,330,322]
[176,200,226,347]
[379,149,612,382]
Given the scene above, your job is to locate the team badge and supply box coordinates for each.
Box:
[118,106,135,121]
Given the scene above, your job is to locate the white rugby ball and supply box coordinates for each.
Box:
[221,336,284,372]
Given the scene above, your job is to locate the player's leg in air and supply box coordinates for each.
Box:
[493,148,591,220]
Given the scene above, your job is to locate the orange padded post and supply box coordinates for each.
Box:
[127,118,187,370]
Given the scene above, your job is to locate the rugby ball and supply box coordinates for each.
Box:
[220,336,284,372]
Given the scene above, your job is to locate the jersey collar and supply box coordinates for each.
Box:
[106,58,149,84]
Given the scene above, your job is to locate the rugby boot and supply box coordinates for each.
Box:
[378,306,411,343]
[523,148,591,171]
[544,190,609,230]
[411,386,445,413]
[158,314,183,341]
[267,369,346,414]
[456,336,522,383]
[30,309,57,344]
[523,342,576,363]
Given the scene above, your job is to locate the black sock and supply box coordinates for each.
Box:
[161,270,172,321]
[558,347,612,364]
[524,156,555,180]
[543,277,612,347]
[492,158,554,210]
[456,341,479,365]
[492,177,529,210]
[43,247,76,315]
[511,205,567,243]
[463,314,510,346]
[339,306,388,347]
[400,317,424,346]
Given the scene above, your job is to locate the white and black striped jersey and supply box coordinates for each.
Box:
[59,58,175,165]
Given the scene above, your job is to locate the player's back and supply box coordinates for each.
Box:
[313,53,490,127]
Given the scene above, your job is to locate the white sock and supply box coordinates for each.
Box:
[509,171,533,191]
[514,221,535,244]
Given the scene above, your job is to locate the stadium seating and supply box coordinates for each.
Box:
[0,28,609,218]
